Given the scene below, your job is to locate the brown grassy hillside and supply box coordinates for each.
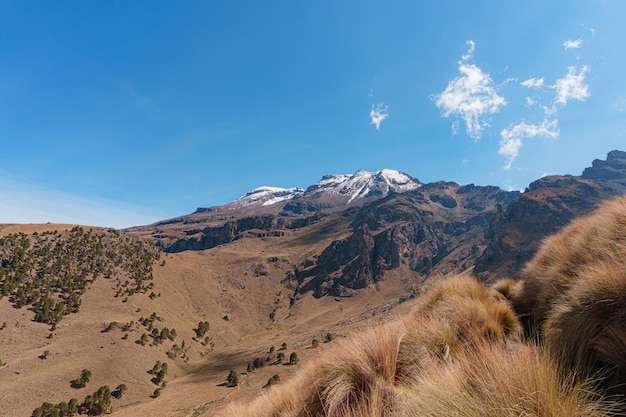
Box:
[0,221,419,417]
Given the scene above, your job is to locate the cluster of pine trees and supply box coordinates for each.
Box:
[0,227,160,327]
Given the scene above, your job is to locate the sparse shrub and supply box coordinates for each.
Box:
[266,374,280,387]
[227,369,239,387]
[324,332,334,343]
[137,333,149,346]
[253,357,264,369]
[72,369,91,389]
[288,352,299,365]
[194,321,210,338]
[112,383,127,399]
[149,361,168,385]
[102,321,117,333]
[312,338,319,348]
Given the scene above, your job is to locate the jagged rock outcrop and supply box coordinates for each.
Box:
[582,150,626,193]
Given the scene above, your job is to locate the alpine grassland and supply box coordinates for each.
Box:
[218,196,626,416]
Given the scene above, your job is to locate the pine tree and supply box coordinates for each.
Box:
[227,369,239,387]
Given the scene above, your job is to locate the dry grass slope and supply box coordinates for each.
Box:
[218,275,617,416]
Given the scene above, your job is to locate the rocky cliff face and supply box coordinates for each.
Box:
[290,183,517,297]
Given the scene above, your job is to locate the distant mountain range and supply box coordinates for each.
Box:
[129,150,626,298]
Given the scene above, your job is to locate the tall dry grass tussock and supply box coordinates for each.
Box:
[400,341,617,417]
[507,196,626,396]
[512,196,626,334]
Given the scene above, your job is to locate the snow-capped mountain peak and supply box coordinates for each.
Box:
[304,169,420,204]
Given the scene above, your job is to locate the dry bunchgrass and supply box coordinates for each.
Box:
[505,196,626,396]
[544,260,626,397]
[512,196,626,333]
[400,341,616,417]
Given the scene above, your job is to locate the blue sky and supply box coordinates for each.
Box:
[2,1,625,228]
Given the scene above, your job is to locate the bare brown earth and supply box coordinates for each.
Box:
[0,221,424,417]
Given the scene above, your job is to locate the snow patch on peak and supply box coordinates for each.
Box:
[305,169,421,204]
[378,168,414,185]
[234,186,304,207]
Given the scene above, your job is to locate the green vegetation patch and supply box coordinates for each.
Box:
[0,227,160,326]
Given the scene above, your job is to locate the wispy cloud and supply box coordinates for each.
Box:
[435,39,591,171]
[370,102,389,130]
[499,65,589,169]
[553,65,590,105]
[563,39,583,50]
[521,77,545,88]
[433,40,506,139]
[499,108,559,170]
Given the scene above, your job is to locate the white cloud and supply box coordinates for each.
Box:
[563,39,583,50]
[369,102,389,130]
[434,40,592,171]
[499,108,559,169]
[462,40,475,61]
[499,66,589,169]
[433,41,506,139]
[521,77,545,89]
[553,65,590,105]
